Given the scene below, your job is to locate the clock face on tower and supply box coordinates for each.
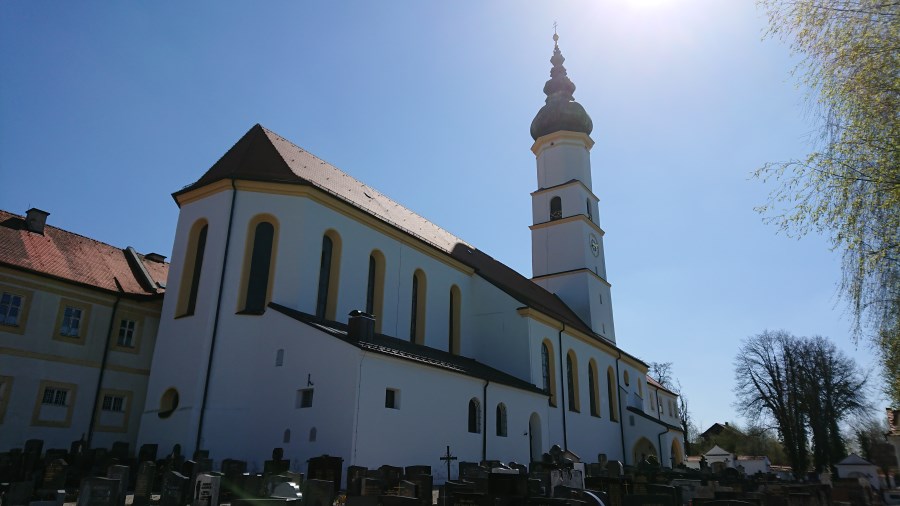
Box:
[589,234,600,257]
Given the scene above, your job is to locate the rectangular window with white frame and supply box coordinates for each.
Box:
[117,319,136,348]
[32,380,77,428]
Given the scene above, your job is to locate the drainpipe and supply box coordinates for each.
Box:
[482,380,489,461]
[657,427,669,468]
[557,326,567,451]
[615,352,626,465]
[86,278,123,448]
[195,177,238,453]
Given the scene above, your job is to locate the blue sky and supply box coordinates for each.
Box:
[0,1,885,437]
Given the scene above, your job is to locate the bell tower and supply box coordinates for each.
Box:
[530,32,616,343]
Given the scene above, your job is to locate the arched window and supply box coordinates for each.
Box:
[410,270,426,344]
[283,429,291,443]
[275,349,284,367]
[179,220,208,316]
[607,367,619,421]
[496,403,507,437]
[623,370,630,386]
[541,341,557,407]
[586,198,593,221]
[566,351,580,412]
[588,360,600,417]
[244,220,276,313]
[449,285,461,355]
[316,232,341,320]
[638,380,643,397]
[366,251,385,332]
[550,196,562,221]
[468,398,481,433]
[309,427,317,442]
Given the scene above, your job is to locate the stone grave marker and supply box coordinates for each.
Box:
[7,481,36,506]
[133,461,156,506]
[378,465,403,491]
[270,482,302,500]
[40,459,68,493]
[109,443,129,463]
[166,445,185,474]
[264,448,289,477]
[406,474,433,506]
[182,460,196,480]
[283,471,304,485]
[398,480,417,497]
[508,462,528,475]
[404,466,431,479]
[307,455,343,493]
[77,477,120,506]
[241,473,264,498]
[303,479,334,506]
[606,462,624,478]
[457,462,480,481]
[106,465,130,506]
[0,450,21,483]
[220,459,247,500]
[22,439,44,481]
[262,475,292,498]
[191,473,221,506]
[346,466,368,496]
[488,472,527,498]
[361,477,385,496]
[137,444,158,465]
[160,471,189,506]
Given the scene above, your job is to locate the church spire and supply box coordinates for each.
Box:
[530,31,593,141]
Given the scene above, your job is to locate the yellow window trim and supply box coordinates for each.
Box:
[0,283,34,335]
[236,214,280,313]
[176,219,209,317]
[31,379,78,428]
[94,388,134,433]
[52,298,93,345]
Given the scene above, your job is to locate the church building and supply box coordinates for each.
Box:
[135,34,685,478]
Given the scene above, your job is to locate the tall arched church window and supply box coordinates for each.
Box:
[468,398,481,433]
[316,232,342,320]
[566,351,580,412]
[178,221,208,316]
[586,198,593,220]
[607,366,619,421]
[496,403,507,437]
[244,220,276,314]
[541,341,557,406]
[410,270,426,344]
[589,360,600,417]
[366,251,385,331]
[449,285,461,355]
[550,196,562,221]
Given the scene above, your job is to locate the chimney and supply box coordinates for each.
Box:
[145,253,167,263]
[25,208,50,234]
[347,310,375,341]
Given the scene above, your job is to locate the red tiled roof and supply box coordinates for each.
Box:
[175,124,645,364]
[0,210,168,297]
[646,376,678,396]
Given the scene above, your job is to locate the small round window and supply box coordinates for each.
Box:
[158,388,180,418]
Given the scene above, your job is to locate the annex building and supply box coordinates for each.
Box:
[0,36,684,480]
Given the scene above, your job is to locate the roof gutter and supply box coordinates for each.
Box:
[482,380,489,462]
[195,177,238,453]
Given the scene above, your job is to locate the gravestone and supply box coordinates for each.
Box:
[241,473,264,498]
[270,482,303,500]
[488,472,527,498]
[138,444,158,465]
[397,480,417,498]
[404,466,431,479]
[191,473,221,506]
[110,443,129,463]
[509,462,528,475]
[361,477,385,496]
[160,471,189,506]
[40,459,68,493]
[303,479,334,506]
[606,462,624,478]
[106,465,130,506]
[379,465,404,490]
[457,462,480,481]
[166,445,185,474]
[347,466,368,496]
[22,439,44,481]
[262,475,293,498]
[264,449,289,477]
[133,461,156,506]
[406,474,433,506]
[220,459,248,500]
[77,477,120,506]
[7,481,36,506]
[307,455,343,493]
[182,460,196,480]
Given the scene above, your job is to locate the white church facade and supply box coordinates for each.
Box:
[135,35,684,479]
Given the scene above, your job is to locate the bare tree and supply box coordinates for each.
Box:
[649,362,674,388]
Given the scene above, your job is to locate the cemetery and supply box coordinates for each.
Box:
[0,438,887,506]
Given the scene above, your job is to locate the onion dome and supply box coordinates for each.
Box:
[530,33,593,140]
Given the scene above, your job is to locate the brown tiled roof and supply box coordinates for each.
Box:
[646,376,678,396]
[176,124,642,362]
[270,303,547,395]
[0,210,168,297]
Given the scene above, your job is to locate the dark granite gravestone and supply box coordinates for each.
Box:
[241,473,264,498]
[191,473,221,506]
[270,482,302,500]
[106,465,130,506]
[77,477,120,506]
[361,477,385,496]
[110,443,129,463]
[306,455,343,493]
[220,459,247,501]
[138,445,158,465]
[488,472,528,498]
[605,462,624,478]
[262,475,293,498]
[457,462,480,482]
[166,445,185,474]
[160,471,190,506]
[263,448,290,477]
[7,481,36,506]
[22,440,44,482]
[303,479,334,506]
[40,459,68,492]
[508,463,528,475]
[346,466,367,496]
[378,465,404,491]
[133,461,156,506]
[190,459,214,493]
[182,460,196,480]
[404,466,431,479]
[405,474,433,506]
